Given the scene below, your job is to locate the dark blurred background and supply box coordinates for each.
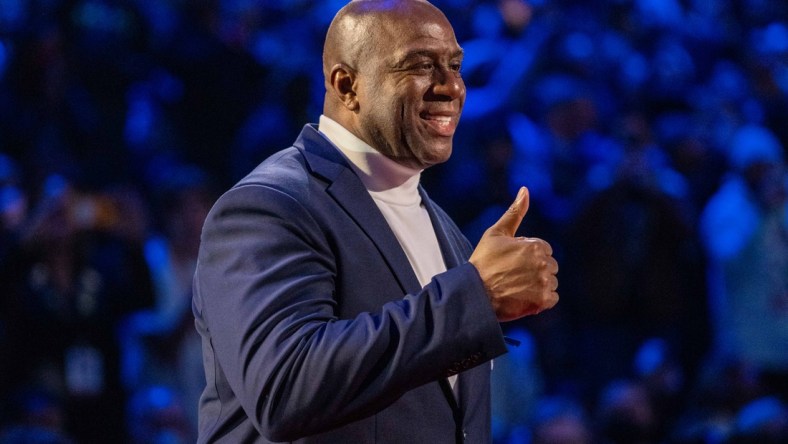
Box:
[0,0,786,443]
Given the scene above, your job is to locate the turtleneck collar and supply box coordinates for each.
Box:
[318,115,422,206]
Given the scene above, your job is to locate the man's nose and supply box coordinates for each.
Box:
[432,66,465,101]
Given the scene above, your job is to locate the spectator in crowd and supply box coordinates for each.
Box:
[729,396,788,444]
[0,174,155,442]
[700,124,788,398]
[528,395,592,444]
[126,385,192,444]
[119,165,215,438]
[561,111,707,401]
[491,328,544,442]
[595,379,658,444]
[0,388,75,444]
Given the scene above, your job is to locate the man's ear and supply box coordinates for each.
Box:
[329,63,359,111]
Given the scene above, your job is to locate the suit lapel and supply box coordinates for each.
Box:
[420,187,464,270]
[296,125,422,296]
[327,170,423,296]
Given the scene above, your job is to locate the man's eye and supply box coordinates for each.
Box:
[409,62,462,77]
[415,63,435,72]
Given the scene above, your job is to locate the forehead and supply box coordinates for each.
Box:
[372,7,460,59]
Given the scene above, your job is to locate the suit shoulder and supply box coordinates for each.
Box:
[234,147,314,199]
[199,147,316,227]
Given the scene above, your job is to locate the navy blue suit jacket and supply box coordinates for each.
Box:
[193,125,508,443]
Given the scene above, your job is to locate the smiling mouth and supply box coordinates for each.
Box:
[421,113,456,137]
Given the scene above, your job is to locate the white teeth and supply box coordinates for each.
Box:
[423,114,454,133]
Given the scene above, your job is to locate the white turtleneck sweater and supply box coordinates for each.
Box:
[318,115,457,389]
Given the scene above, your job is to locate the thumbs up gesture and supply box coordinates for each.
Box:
[469,187,559,321]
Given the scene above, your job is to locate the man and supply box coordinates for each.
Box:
[700,124,788,393]
[192,1,558,442]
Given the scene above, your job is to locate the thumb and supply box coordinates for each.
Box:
[488,186,529,237]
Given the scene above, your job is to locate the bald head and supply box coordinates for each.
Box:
[323,1,441,73]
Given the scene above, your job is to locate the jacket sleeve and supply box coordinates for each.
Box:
[192,182,507,441]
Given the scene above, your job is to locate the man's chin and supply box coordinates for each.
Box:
[418,145,453,168]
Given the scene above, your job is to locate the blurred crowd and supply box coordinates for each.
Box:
[0,0,787,443]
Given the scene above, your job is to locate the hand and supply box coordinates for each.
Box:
[469,187,559,321]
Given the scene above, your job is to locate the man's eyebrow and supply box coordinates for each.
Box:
[395,48,465,65]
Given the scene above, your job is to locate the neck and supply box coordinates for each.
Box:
[318,114,422,192]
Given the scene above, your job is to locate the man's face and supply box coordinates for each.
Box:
[353,8,465,169]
